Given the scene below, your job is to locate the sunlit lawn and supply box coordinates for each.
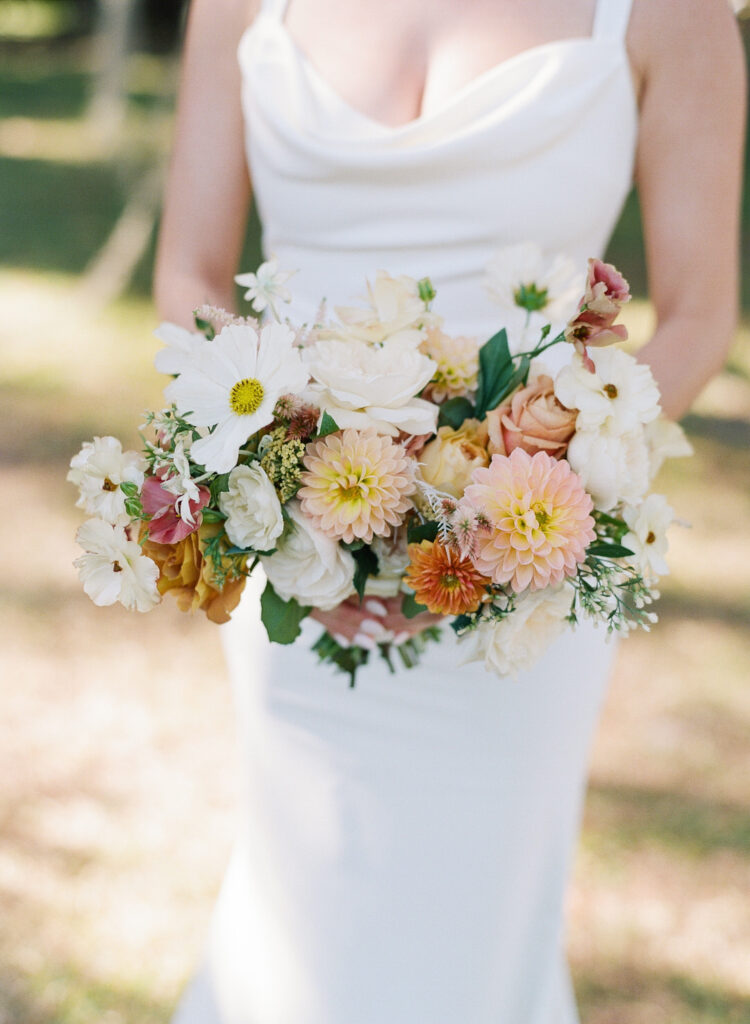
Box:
[1,31,750,1024]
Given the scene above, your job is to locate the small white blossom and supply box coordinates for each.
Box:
[68,437,145,526]
[566,425,650,511]
[219,463,284,551]
[483,243,582,325]
[74,519,160,612]
[554,348,661,436]
[622,494,675,581]
[235,258,295,315]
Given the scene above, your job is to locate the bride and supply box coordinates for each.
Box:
[155,1,745,1021]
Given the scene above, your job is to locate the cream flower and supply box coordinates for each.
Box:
[165,322,308,474]
[420,328,479,401]
[153,322,205,376]
[326,271,437,345]
[483,243,582,324]
[219,463,284,551]
[234,258,295,315]
[299,428,415,543]
[622,494,675,581]
[645,417,694,482]
[68,436,146,526]
[554,348,661,436]
[260,501,356,610]
[74,519,160,612]
[418,421,489,498]
[302,337,438,436]
[364,527,411,598]
[566,425,650,511]
[459,586,571,679]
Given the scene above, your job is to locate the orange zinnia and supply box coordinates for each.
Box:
[404,539,488,616]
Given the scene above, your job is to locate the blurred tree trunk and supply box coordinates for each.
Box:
[87,0,141,149]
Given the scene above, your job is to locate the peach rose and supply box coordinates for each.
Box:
[141,522,246,624]
[418,420,489,498]
[485,375,576,459]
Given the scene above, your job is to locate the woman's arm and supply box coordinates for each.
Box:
[628,0,746,421]
[154,0,258,327]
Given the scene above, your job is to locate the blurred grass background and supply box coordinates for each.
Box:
[0,2,749,1022]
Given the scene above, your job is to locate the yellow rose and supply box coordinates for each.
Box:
[141,522,246,624]
[418,420,489,498]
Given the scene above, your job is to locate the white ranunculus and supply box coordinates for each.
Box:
[459,587,572,680]
[554,348,661,436]
[67,436,146,526]
[219,463,284,552]
[302,337,438,437]
[622,494,675,581]
[566,425,650,512]
[483,242,583,325]
[644,417,694,482]
[260,501,355,610]
[74,519,160,612]
[327,271,438,345]
[153,322,205,377]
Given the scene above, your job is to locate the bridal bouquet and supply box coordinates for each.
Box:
[69,248,692,684]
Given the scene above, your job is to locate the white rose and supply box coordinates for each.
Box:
[326,271,438,345]
[554,348,661,436]
[644,417,693,482]
[566,425,650,511]
[302,337,438,436]
[622,494,675,581]
[459,587,571,680]
[260,501,355,610]
[219,463,284,551]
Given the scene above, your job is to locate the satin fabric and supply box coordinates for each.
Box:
[172,0,637,1020]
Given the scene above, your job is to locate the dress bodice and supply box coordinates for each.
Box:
[238,0,637,339]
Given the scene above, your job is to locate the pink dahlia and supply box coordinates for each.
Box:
[461,448,595,593]
[299,428,415,544]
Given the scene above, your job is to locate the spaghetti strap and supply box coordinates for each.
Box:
[260,0,291,20]
[593,0,635,40]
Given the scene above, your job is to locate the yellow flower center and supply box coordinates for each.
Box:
[531,501,551,531]
[230,377,265,415]
[440,573,461,591]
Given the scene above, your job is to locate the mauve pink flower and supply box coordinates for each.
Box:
[565,259,631,365]
[141,476,210,544]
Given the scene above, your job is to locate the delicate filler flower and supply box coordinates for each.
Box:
[68,437,146,526]
[459,587,571,679]
[219,463,284,551]
[420,328,480,402]
[462,448,595,592]
[486,373,576,459]
[622,494,675,581]
[165,322,308,474]
[418,421,489,498]
[303,337,438,437]
[74,519,160,612]
[259,426,306,502]
[404,538,488,616]
[554,348,661,436]
[234,258,295,316]
[484,243,582,322]
[299,428,415,544]
[260,501,355,610]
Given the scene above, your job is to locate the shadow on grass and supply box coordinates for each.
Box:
[576,966,750,1024]
[585,782,750,859]
[682,413,750,451]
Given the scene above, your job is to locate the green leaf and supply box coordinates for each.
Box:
[209,473,231,503]
[587,543,635,559]
[124,497,143,518]
[351,545,379,602]
[402,591,428,619]
[193,314,215,340]
[201,507,226,523]
[437,396,475,429]
[119,480,139,498]
[475,328,514,419]
[260,581,311,644]
[317,411,340,437]
[407,520,439,544]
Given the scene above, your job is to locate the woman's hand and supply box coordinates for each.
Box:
[310,594,442,647]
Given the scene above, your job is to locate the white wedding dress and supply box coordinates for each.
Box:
[172,0,637,1021]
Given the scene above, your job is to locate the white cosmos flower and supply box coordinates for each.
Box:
[566,424,650,511]
[165,322,308,474]
[74,519,160,612]
[260,501,355,610]
[555,348,661,436]
[645,417,694,482]
[219,463,284,552]
[325,271,440,346]
[483,243,583,325]
[459,586,571,680]
[302,337,438,436]
[153,322,205,376]
[68,437,146,526]
[235,258,295,315]
[622,494,675,581]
